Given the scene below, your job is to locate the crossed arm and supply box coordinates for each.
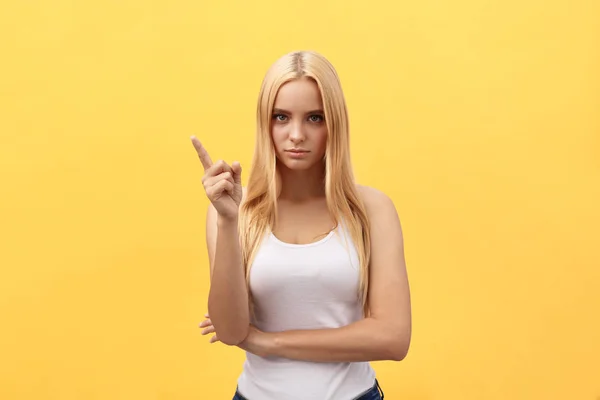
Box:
[200,186,412,363]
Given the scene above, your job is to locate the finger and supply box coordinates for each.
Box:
[222,180,234,195]
[203,171,234,189]
[210,334,220,343]
[207,180,234,199]
[191,136,213,171]
[204,313,209,318]
[199,319,212,328]
[231,161,242,184]
[209,160,233,176]
[201,326,215,335]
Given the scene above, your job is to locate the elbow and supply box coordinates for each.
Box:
[389,343,409,361]
[386,332,411,361]
[220,337,244,346]
[206,303,250,346]
[216,325,250,347]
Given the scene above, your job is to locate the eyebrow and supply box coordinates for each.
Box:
[273,108,324,115]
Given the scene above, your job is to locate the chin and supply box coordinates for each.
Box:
[280,160,317,171]
[276,156,321,171]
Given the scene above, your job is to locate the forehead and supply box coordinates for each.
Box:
[273,78,323,111]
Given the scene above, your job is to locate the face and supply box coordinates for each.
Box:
[271,77,328,171]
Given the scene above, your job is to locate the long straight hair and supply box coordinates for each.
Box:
[238,50,372,315]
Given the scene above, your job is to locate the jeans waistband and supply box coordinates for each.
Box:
[233,378,383,400]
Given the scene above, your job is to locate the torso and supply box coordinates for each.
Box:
[236,188,376,400]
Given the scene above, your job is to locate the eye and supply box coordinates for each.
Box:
[308,114,324,123]
[273,114,288,122]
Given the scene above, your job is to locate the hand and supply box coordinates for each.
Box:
[198,313,220,344]
[199,313,273,358]
[190,136,243,220]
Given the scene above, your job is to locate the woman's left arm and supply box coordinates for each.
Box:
[260,187,412,363]
[204,187,412,363]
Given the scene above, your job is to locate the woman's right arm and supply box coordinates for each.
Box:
[205,202,250,346]
[191,136,249,346]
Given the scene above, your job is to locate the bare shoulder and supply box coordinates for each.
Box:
[355,184,399,221]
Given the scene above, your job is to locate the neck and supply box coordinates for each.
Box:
[277,162,326,202]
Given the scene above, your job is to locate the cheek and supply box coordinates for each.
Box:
[315,130,328,155]
[271,126,286,151]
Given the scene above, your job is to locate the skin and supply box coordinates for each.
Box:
[191,139,247,346]
[195,77,412,362]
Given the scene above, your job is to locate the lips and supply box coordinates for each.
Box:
[285,149,310,158]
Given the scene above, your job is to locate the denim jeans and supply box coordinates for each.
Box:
[233,379,384,400]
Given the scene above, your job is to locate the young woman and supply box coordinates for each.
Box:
[191,50,411,400]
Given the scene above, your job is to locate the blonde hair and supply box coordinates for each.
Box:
[238,50,372,315]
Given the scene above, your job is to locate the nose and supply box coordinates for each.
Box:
[289,121,305,144]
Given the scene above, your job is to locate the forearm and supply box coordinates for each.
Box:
[207,216,249,345]
[268,317,410,363]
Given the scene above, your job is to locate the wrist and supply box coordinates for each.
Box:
[265,331,281,358]
[217,214,238,228]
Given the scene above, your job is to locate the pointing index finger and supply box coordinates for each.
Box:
[191,136,213,170]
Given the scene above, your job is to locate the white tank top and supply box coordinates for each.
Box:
[236,222,376,400]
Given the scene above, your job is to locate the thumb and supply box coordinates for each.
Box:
[231,161,242,184]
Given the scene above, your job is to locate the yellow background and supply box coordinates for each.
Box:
[1,0,599,399]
